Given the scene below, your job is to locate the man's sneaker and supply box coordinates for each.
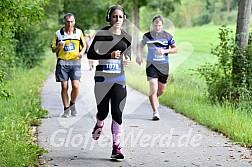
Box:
[152,111,160,121]
[70,103,77,116]
[92,124,103,140]
[111,145,124,160]
[62,108,70,118]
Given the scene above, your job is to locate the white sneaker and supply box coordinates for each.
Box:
[152,111,160,121]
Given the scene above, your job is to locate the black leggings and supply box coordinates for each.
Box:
[94,83,127,125]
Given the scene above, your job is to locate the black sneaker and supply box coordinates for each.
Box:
[92,124,103,140]
[111,145,124,160]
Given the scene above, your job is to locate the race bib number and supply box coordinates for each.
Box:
[153,54,165,61]
[102,59,122,73]
[64,43,76,52]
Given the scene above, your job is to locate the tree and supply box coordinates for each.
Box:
[62,0,112,31]
[178,0,206,27]
[0,0,47,68]
[0,0,48,98]
[147,0,179,16]
[235,0,252,49]
[128,0,147,55]
[232,0,252,88]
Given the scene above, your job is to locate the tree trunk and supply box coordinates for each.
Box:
[232,0,252,90]
[235,0,252,49]
[131,4,139,56]
[225,0,231,12]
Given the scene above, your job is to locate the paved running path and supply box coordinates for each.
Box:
[38,56,252,167]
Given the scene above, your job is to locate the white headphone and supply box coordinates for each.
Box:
[105,5,126,22]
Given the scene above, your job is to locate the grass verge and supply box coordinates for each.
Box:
[0,53,56,167]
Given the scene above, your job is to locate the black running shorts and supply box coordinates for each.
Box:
[146,62,169,84]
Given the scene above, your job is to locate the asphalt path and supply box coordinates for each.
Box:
[38,56,252,167]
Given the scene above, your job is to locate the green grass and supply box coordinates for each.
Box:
[174,24,236,53]
[0,52,56,167]
[126,24,252,148]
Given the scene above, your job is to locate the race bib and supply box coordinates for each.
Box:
[64,43,76,52]
[153,53,165,61]
[102,59,122,73]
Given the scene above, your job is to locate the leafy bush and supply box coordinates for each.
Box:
[0,70,11,99]
[197,26,252,113]
[197,26,235,102]
[0,0,49,101]
[236,37,252,112]
[193,13,211,26]
[212,11,237,25]
[15,26,47,68]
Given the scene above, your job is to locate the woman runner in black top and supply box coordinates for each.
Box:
[87,5,131,160]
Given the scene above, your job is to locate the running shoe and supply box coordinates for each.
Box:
[152,111,160,121]
[70,103,77,116]
[111,145,124,160]
[62,108,70,118]
[92,124,103,140]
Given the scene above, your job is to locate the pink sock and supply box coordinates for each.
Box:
[111,120,122,146]
[96,118,104,127]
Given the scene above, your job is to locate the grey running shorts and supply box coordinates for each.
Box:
[55,59,81,82]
